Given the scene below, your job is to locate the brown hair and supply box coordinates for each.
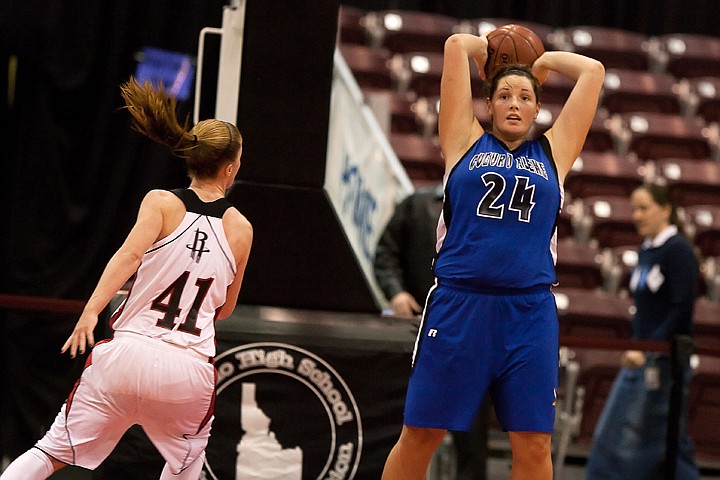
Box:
[486,63,541,102]
[120,76,242,179]
[635,183,686,235]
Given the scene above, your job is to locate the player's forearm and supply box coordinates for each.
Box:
[83,250,142,315]
[535,51,604,82]
[444,33,488,64]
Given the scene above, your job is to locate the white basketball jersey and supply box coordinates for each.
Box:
[110,189,236,358]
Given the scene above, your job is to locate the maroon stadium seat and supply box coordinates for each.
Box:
[337,5,371,47]
[601,68,682,115]
[683,205,720,259]
[568,348,623,449]
[653,157,720,207]
[600,244,638,295]
[367,10,460,54]
[557,206,575,240]
[614,111,714,160]
[687,354,720,463]
[693,297,720,342]
[554,287,634,338]
[555,237,604,290]
[401,50,484,98]
[339,43,394,91]
[583,108,616,153]
[564,151,643,200]
[539,71,576,104]
[558,26,652,71]
[687,76,720,124]
[389,132,443,181]
[362,88,436,136]
[651,33,720,79]
[576,195,643,249]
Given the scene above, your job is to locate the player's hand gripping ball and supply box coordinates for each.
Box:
[485,24,545,79]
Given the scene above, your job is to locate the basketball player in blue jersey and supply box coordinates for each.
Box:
[0,78,253,480]
[381,34,604,480]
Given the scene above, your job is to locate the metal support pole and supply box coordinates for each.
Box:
[194,0,247,125]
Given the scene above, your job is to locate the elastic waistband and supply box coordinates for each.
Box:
[437,278,551,296]
[113,331,212,363]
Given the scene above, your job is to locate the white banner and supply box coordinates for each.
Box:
[325,49,414,308]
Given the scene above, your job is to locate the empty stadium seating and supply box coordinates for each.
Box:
[339,43,395,91]
[599,244,638,295]
[388,132,444,181]
[684,205,720,259]
[686,76,720,124]
[556,204,575,240]
[601,68,682,115]
[555,237,604,290]
[362,88,429,135]
[653,157,720,207]
[554,287,634,338]
[651,33,720,79]
[564,151,644,200]
[539,71,576,104]
[582,108,616,153]
[574,195,643,249]
[401,50,485,97]
[557,26,652,71]
[365,10,459,54]
[569,348,623,448]
[613,111,714,160]
[687,354,720,463]
[694,297,720,343]
[337,5,370,47]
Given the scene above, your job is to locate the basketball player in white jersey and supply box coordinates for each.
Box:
[0,77,253,480]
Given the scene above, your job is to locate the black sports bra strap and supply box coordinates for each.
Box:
[170,189,233,218]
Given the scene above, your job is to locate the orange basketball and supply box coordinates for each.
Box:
[485,24,545,78]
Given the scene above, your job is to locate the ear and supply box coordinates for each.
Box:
[662,203,673,220]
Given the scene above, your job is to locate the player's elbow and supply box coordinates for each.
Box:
[588,59,605,79]
[444,33,469,53]
[115,248,143,269]
[216,301,237,320]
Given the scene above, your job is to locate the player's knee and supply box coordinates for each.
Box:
[159,453,205,480]
[510,432,551,463]
[400,425,447,450]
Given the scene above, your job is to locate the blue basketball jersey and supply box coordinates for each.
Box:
[434,133,562,290]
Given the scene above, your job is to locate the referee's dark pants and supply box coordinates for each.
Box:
[454,397,490,480]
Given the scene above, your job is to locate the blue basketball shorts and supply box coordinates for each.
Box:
[403,282,559,432]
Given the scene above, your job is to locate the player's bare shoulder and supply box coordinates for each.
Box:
[142,189,187,238]
[143,189,184,210]
[223,207,253,261]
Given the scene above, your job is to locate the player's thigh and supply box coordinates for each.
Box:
[140,359,216,473]
[37,379,134,468]
[142,397,215,474]
[492,292,558,432]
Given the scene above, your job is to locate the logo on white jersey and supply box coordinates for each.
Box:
[186,228,210,262]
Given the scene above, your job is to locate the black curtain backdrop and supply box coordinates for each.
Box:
[1,0,718,466]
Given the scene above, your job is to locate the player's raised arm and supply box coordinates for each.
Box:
[438,33,487,169]
[536,51,605,180]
